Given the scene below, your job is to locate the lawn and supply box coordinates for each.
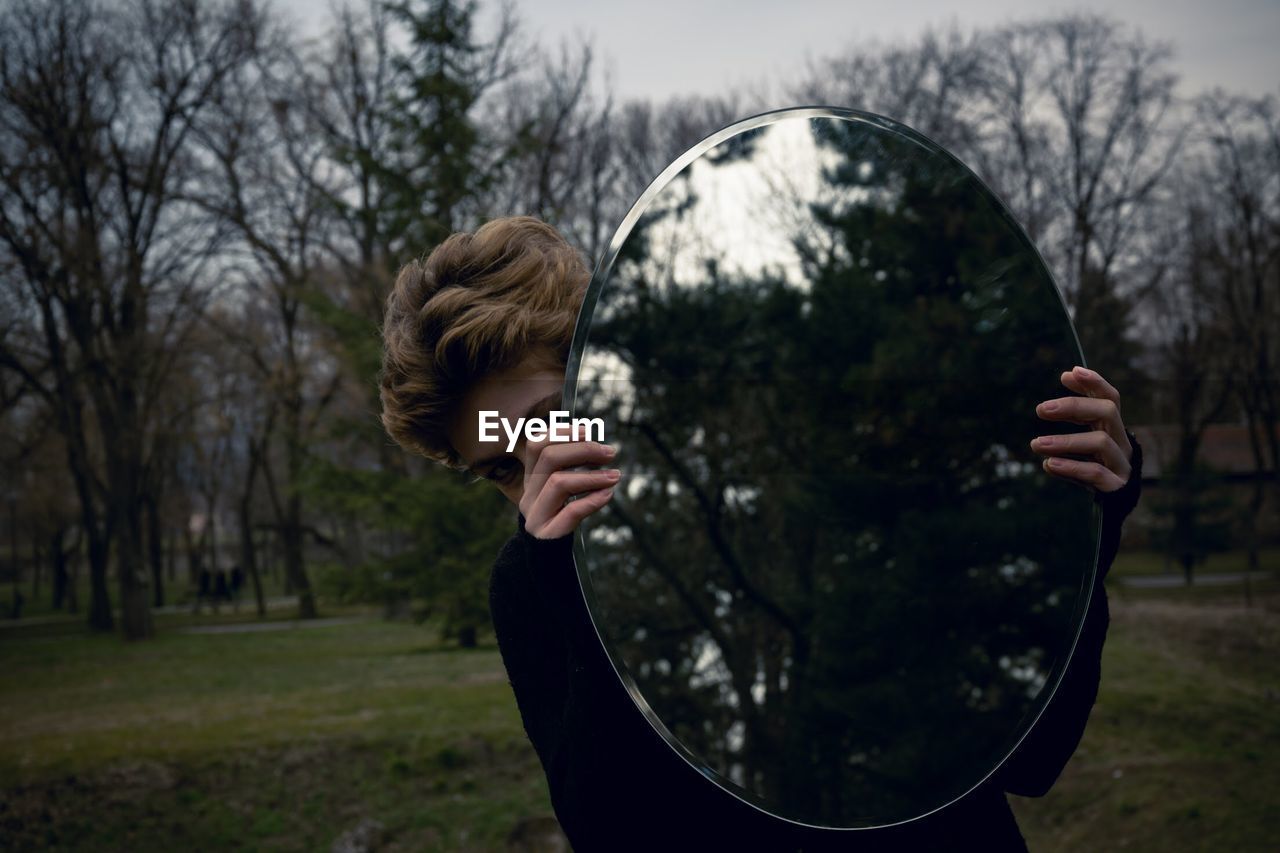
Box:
[1,567,1277,851]
[1010,577,1280,851]
[0,612,553,851]
[1108,546,1280,578]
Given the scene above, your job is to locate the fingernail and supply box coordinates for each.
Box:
[602,444,617,456]
[605,468,621,480]
[603,488,615,499]
[1041,400,1060,412]
[1032,435,1054,448]
[1074,366,1092,377]
[1046,457,1064,470]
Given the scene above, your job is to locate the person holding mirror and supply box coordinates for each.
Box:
[379,215,1142,851]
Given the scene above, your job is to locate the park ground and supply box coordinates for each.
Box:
[0,551,1277,852]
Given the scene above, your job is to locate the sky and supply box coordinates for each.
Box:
[280,0,1279,102]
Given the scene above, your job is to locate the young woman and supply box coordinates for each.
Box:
[380,216,1143,851]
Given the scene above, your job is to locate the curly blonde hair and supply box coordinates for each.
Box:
[379,216,591,467]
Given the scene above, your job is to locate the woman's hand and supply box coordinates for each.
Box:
[1031,366,1133,493]
[519,432,620,540]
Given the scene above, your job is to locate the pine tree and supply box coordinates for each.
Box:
[383,0,499,255]
[302,0,518,646]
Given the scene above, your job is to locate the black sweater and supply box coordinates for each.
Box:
[489,436,1143,851]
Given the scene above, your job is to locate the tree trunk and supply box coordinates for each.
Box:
[239,502,266,618]
[67,544,79,615]
[184,523,201,584]
[166,522,176,583]
[51,527,69,611]
[8,500,17,592]
[56,406,112,631]
[1242,419,1266,575]
[86,523,112,632]
[207,512,219,574]
[282,496,316,619]
[275,342,316,619]
[145,495,165,608]
[267,529,277,581]
[239,446,267,618]
[8,501,18,619]
[1245,479,1263,575]
[29,537,40,599]
[114,489,154,640]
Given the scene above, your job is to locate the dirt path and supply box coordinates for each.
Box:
[176,617,369,635]
[1118,571,1271,588]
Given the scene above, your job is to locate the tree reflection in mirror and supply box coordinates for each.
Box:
[565,108,1099,829]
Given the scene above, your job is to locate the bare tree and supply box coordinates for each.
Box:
[1142,182,1235,582]
[609,94,748,204]
[0,0,261,637]
[484,38,630,261]
[186,301,279,617]
[975,14,1184,376]
[0,389,82,611]
[308,0,401,273]
[792,25,987,157]
[184,15,361,618]
[1189,93,1280,571]
[299,0,414,357]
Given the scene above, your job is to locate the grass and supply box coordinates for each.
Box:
[9,562,297,622]
[1109,546,1280,578]
[0,614,551,851]
[1,555,1277,851]
[1010,576,1280,851]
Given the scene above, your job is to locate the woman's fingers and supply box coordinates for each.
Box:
[536,485,616,541]
[524,435,614,489]
[1041,456,1127,493]
[520,430,621,539]
[1035,366,1133,493]
[1036,395,1130,458]
[1061,365,1121,406]
[1056,365,1133,462]
[525,468,621,533]
[1029,429,1131,483]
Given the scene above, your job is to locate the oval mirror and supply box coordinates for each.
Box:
[564,107,1100,829]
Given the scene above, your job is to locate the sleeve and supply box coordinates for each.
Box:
[997,431,1143,797]
[490,518,739,851]
[488,533,572,767]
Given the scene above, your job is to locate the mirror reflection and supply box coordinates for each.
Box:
[567,109,1099,828]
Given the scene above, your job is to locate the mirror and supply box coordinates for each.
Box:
[564,107,1100,829]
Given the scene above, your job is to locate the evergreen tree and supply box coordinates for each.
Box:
[302,0,518,646]
[383,0,502,255]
